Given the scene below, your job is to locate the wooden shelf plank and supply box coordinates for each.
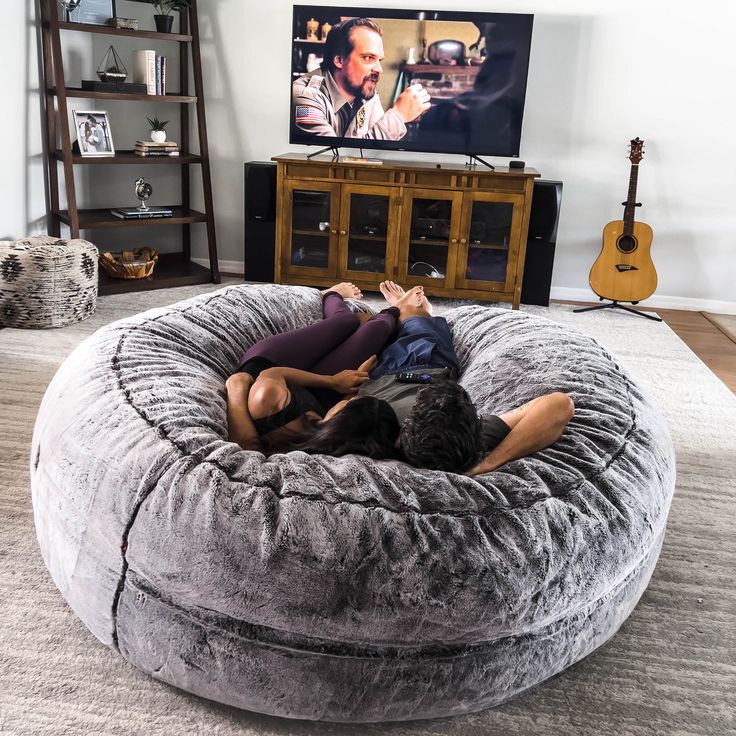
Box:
[410,238,450,247]
[292,228,329,237]
[50,87,196,103]
[55,21,193,42]
[51,150,203,165]
[398,63,482,75]
[52,206,207,228]
[467,243,509,251]
[98,253,214,295]
[348,233,388,242]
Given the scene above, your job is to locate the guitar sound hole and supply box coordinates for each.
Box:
[617,235,637,253]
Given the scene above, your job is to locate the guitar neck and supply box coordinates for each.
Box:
[623,164,639,235]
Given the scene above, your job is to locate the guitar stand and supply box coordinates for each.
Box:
[573,299,662,322]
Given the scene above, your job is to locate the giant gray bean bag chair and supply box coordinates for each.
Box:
[31,284,676,722]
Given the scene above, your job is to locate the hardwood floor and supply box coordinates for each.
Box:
[562,301,736,394]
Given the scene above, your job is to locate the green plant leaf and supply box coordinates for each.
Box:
[146,115,169,131]
[142,0,191,15]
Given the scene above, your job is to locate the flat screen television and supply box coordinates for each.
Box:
[290,5,534,157]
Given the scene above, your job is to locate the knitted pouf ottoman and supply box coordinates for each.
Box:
[0,235,97,328]
[31,284,676,722]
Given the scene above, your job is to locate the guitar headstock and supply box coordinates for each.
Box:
[629,137,645,164]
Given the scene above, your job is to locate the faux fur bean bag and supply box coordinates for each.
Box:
[31,284,676,722]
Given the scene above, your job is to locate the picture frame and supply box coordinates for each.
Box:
[73,110,115,157]
[66,0,116,26]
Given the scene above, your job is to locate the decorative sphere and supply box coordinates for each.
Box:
[135,178,152,203]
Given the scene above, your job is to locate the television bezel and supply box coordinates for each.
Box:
[289,5,534,157]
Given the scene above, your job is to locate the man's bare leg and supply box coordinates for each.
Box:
[465,393,575,476]
[321,282,363,300]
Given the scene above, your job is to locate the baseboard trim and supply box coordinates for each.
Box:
[195,258,244,277]
[193,259,736,316]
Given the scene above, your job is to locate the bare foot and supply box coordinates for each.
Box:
[322,282,363,300]
[379,280,408,306]
[394,285,425,310]
[380,280,433,315]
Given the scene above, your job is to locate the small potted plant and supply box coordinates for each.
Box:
[142,0,191,34]
[147,115,169,143]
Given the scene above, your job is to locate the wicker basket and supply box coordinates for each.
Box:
[99,248,158,279]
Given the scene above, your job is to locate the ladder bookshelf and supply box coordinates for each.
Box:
[38,0,220,295]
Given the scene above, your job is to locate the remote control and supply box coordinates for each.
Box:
[395,371,434,384]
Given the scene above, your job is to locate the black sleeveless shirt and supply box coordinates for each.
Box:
[238,356,327,434]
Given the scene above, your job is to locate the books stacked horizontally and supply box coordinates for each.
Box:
[110,206,174,219]
[134,140,180,157]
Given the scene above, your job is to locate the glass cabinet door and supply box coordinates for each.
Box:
[454,193,524,292]
[397,189,463,289]
[281,181,339,278]
[338,185,398,280]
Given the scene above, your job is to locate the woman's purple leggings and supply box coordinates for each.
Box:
[241,291,399,376]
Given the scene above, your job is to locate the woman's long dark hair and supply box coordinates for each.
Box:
[293,396,401,460]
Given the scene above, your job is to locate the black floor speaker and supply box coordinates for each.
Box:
[521,180,563,307]
[244,161,277,282]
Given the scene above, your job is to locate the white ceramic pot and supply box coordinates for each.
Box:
[150,130,167,143]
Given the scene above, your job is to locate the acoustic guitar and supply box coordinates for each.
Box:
[588,138,657,303]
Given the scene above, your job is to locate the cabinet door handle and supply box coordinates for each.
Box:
[460,238,468,244]
[331,229,337,235]
[339,229,347,236]
[451,238,458,244]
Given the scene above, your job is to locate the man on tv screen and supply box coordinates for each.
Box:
[292,17,431,140]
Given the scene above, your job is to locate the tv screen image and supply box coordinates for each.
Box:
[290,5,534,157]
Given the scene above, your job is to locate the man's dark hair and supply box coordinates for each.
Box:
[399,380,483,473]
[295,396,400,460]
[322,17,382,74]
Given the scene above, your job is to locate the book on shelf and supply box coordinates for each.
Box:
[132,51,167,96]
[111,206,174,219]
[134,141,180,157]
[134,150,180,157]
[133,50,156,95]
[134,140,179,148]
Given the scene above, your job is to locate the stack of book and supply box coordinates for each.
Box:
[134,140,180,157]
[110,206,174,219]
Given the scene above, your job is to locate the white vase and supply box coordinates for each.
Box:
[150,130,167,143]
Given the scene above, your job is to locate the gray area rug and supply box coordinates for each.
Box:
[1,280,735,735]
[702,312,736,344]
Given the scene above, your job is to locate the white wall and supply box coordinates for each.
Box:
[2,2,46,241]
[6,0,736,311]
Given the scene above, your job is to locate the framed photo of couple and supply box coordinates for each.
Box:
[73,110,115,157]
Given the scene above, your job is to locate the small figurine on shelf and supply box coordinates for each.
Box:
[406,47,416,65]
[135,177,153,211]
[306,17,319,41]
[320,21,332,41]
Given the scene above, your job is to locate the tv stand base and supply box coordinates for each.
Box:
[307,146,340,159]
[466,154,495,170]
